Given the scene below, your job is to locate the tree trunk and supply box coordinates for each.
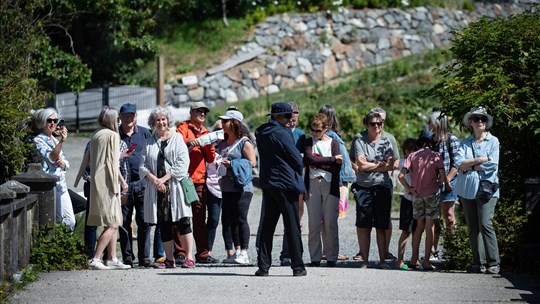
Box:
[222,0,229,27]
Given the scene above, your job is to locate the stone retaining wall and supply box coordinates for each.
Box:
[166,2,533,108]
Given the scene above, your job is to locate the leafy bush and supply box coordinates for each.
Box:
[30,224,88,271]
[427,8,540,270]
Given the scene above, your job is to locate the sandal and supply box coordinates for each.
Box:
[385,252,397,261]
[353,252,363,261]
[398,264,409,271]
[338,254,349,261]
[378,263,391,270]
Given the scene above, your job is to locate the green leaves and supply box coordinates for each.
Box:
[30,224,88,272]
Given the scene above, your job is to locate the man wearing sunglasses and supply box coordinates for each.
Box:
[175,101,219,265]
[255,102,307,277]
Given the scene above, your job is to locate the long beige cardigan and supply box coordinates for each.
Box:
[74,128,122,227]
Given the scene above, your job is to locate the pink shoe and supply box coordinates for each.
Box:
[155,259,176,269]
[182,258,195,268]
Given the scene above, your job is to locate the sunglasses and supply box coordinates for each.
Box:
[194,109,208,115]
[471,116,488,123]
[47,118,59,124]
[310,128,323,133]
[368,122,383,127]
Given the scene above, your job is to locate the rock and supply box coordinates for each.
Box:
[188,87,204,101]
[236,86,251,101]
[182,75,198,86]
[247,68,261,79]
[297,57,313,74]
[205,88,219,99]
[323,56,339,80]
[225,69,243,82]
[172,85,187,95]
[224,89,238,103]
[433,23,445,35]
[275,62,289,76]
[218,76,233,89]
[257,74,273,88]
[294,21,308,33]
[266,84,280,94]
[281,77,295,89]
[295,74,309,85]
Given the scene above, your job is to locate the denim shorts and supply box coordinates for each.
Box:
[440,178,457,202]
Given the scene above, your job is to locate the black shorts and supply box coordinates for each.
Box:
[353,185,392,230]
[399,196,417,233]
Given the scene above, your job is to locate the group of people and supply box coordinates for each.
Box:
[30,100,500,276]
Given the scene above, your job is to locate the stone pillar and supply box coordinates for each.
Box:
[12,163,57,227]
[0,179,34,281]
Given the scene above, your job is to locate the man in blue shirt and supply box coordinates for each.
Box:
[118,103,155,267]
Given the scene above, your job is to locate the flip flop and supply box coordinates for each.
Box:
[422,264,437,271]
[338,254,349,261]
[398,264,409,271]
[378,263,391,270]
[353,252,363,261]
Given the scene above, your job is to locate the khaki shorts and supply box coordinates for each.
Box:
[412,193,440,220]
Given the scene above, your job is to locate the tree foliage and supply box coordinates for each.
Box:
[426,8,539,270]
[426,8,540,198]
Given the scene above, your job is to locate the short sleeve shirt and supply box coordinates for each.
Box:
[354,134,393,189]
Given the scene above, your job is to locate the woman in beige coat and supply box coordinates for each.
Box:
[75,107,130,270]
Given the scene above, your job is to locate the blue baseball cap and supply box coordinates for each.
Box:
[120,103,137,114]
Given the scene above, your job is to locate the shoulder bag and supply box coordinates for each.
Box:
[472,145,499,201]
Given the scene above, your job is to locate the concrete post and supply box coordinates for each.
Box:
[12,163,57,227]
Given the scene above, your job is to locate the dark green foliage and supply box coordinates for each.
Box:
[427,8,539,270]
[1,1,48,182]
[30,224,88,271]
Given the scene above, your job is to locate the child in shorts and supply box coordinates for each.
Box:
[396,138,418,270]
[398,137,447,271]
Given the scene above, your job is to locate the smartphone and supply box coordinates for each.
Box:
[126,143,137,153]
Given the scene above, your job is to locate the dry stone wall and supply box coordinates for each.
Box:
[166,2,533,108]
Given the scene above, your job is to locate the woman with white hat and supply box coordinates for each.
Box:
[455,106,500,274]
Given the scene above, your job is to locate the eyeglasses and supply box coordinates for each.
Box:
[47,118,59,124]
[471,116,488,123]
[311,128,323,133]
[368,122,383,127]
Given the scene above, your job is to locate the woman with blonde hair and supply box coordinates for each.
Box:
[75,107,130,270]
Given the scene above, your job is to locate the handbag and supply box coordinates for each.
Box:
[471,146,499,201]
[161,141,198,206]
[476,179,499,201]
[180,177,198,206]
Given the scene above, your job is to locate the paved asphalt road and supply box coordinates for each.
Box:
[8,134,540,303]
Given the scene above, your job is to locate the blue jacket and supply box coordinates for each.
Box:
[255,120,305,194]
[326,130,356,183]
[230,158,254,187]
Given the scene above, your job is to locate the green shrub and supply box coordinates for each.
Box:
[30,224,88,271]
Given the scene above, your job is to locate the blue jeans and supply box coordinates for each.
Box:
[119,180,151,263]
[206,191,223,252]
[153,227,164,259]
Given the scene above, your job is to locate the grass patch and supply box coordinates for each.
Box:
[158,18,250,76]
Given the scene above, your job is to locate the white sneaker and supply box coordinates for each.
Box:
[106,258,131,269]
[89,259,111,270]
[223,252,237,264]
[234,251,250,265]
